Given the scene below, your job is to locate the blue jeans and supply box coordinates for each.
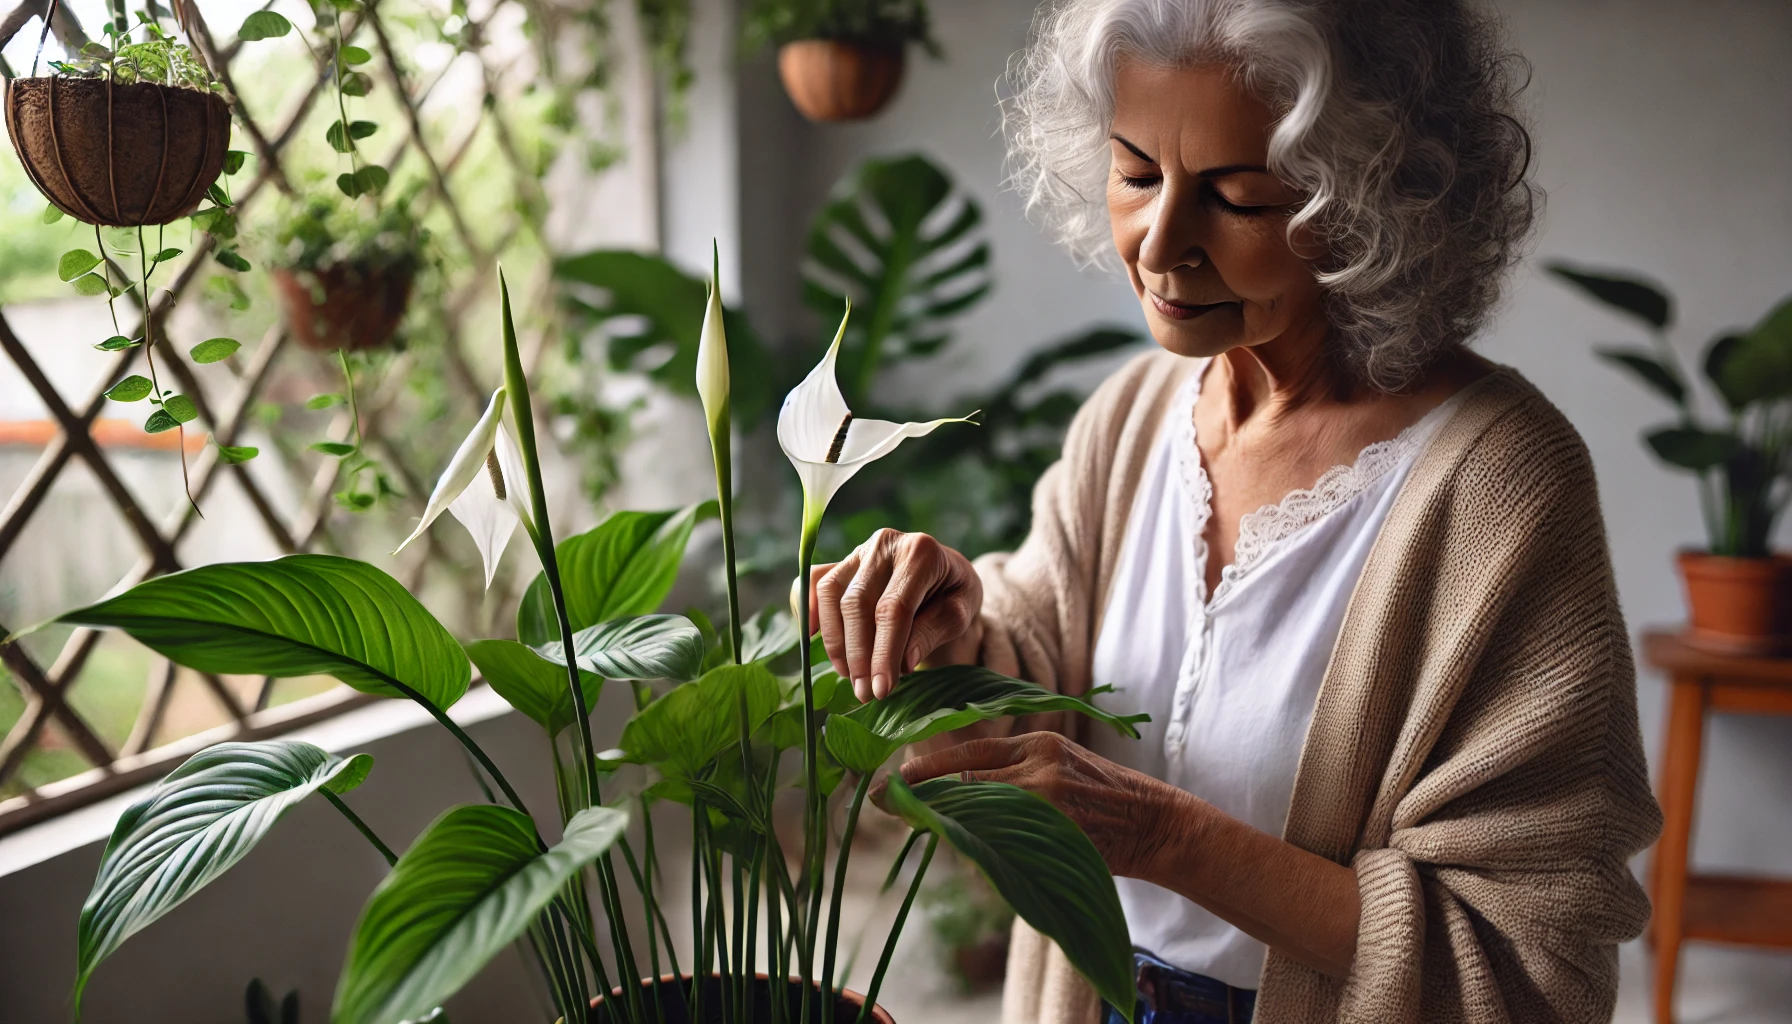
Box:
[1100,950,1257,1024]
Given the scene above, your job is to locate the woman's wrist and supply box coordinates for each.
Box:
[1129,775,1213,884]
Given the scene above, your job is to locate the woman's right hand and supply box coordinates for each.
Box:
[808,528,983,703]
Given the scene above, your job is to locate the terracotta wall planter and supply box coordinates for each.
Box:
[592,974,895,1024]
[777,40,905,122]
[1677,550,1792,654]
[273,262,415,353]
[5,76,230,226]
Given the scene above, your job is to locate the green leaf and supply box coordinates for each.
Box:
[1593,347,1683,406]
[537,614,706,682]
[223,149,250,175]
[55,555,471,709]
[163,394,198,424]
[94,335,139,351]
[825,665,1148,774]
[237,10,292,40]
[152,247,183,263]
[206,183,233,208]
[214,441,259,464]
[516,503,714,646]
[43,203,64,224]
[308,392,346,410]
[192,207,238,239]
[466,639,602,736]
[190,337,240,364]
[215,248,251,272]
[71,273,110,296]
[332,804,627,1024]
[619,662,781,775]
[341,70,373,96]
[143,409,179,433]
[348,121,378,141]
[104,375,154,403]
[740,606,799,664]
[802,155,992,399]
[75,741,371,1008]
[336,172,363,198]
[312,441,358,457]
[353,165,389,195]
[1544,262,1673,329]
[1704,332,1753,410]
[59,248,102,281]
[1646,426,1741,471]
[554,251,775,426]
[882,776,1134,1022]
[764,669,857,752]
[339,44,372,65]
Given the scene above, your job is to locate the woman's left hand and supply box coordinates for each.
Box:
[878,732,1192,880]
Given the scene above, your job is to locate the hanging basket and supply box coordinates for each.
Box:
[4,76,230,227]
[777,39,906,122]
[273,261,416,353]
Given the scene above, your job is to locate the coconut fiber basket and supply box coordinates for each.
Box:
[5,75,231,227]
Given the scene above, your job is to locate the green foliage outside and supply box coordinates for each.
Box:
[741,0,940,53]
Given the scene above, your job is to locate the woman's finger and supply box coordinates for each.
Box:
[867,534,942,695]
[899,736,1028,785]
[897,555,981,674]
[814,555,859,680]
[841,532,899,700]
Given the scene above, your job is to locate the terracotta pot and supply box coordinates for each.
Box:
[951,934,1010,993]
[591,974,895,1024]
[1676,550,1792,655]
[4,76,230,226]
[777,40,905,122]
[273,262,415,353]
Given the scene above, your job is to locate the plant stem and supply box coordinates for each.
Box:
[134,224,197,516]
[337,348,364,452]
[321,789,397,865]
[380,671,532,818]
[691,800,709,1024]
[796,521,823,1024]
[819,773,871,1024]
[855,835,938,1024]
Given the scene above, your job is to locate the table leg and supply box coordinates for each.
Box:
[1651,676,1704,1024]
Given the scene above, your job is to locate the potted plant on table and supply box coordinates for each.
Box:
[743,0,938,122]
[1550,261,1792,653]
[38,259,1145,1024]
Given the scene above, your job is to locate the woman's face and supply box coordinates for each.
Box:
[1107,62,1325,360]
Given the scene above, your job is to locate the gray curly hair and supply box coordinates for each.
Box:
[1003,0,1540,390]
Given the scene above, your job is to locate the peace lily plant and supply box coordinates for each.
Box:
[39,260,1145,1024]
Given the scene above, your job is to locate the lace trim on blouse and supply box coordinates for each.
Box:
[1173,361,1454,607]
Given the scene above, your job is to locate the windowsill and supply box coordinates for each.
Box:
[0,685,515,879]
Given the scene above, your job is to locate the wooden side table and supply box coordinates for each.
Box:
[1641,630,1792,1024]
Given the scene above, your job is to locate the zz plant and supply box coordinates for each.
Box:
[44,263,1144,1023]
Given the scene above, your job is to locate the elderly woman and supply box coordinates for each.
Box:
[810,1,1663,1022]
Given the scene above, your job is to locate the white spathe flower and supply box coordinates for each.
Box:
[394,387,533,587]
[695,244,729,434]
[777,302,974,532]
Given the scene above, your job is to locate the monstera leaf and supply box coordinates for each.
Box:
[333,803,627,1024]
[824,665,1147,774]
[55,555,469,710]
[464,639,602,735]
[536,613,706,682]
[802,153,992,404]
[76,741,373,1008]
[882,776,1134,1022]
[555,250,774,425]
[516,503,714,647]
[619,662,782,776]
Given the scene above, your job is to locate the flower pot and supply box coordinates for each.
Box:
[273,261,416,353]
[951,934,1009,993]
[4,76,230,226]
[777,40,905,122]
[1677,550,1792,655]
[591,974,895,1024]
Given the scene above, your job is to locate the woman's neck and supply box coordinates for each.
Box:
[1210,324,1352,433]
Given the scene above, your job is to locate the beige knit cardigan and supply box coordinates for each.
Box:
[959,349,1662,1024]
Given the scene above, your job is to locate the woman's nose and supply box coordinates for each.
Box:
[1137,180,1208,275]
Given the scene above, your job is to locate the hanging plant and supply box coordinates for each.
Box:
[269,193,423,354]
[742,0,939,122]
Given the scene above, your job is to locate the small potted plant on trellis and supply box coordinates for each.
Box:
[270,191,425,354]
[743,0,938,122]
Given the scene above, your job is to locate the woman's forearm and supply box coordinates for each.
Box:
[1142,787,1360,978]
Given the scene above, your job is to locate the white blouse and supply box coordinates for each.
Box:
[1085,360,1468,989]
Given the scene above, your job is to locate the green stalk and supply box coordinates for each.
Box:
[641,802,684,980]
[691,801,709,1024]
[796,517,824,1024]
[528,921,580,1024]
[744,845,763,1019]
[321,790,397,866]
[764,750,787,1024]
[820,773,872,1023]
[631,806,668,1024]
[855,835,938,1024]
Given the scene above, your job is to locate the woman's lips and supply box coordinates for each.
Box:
[1148,291,1234,321]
